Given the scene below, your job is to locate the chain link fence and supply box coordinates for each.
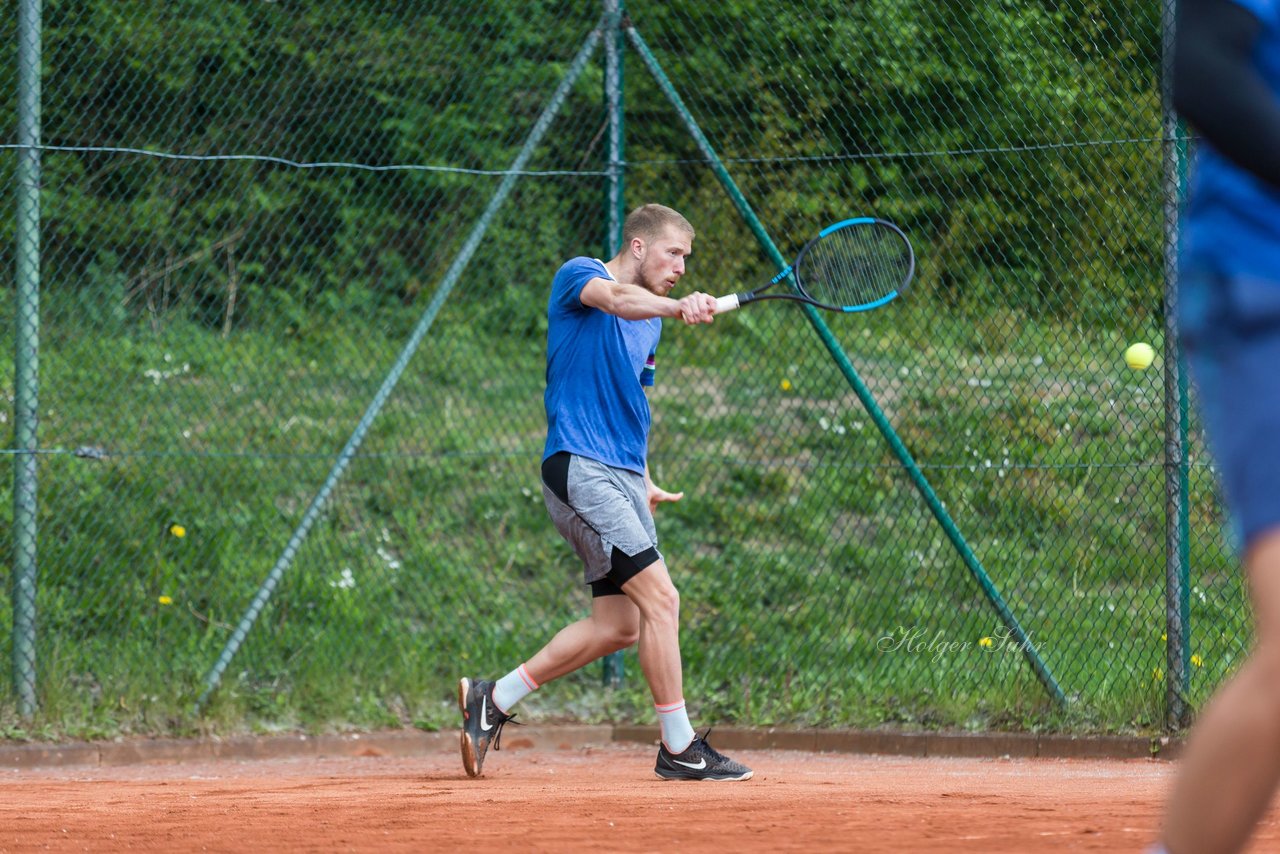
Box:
[1,0,1238,738]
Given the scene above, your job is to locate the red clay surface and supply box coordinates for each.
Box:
[0,744,1277,852]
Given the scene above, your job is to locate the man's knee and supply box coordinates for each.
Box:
[623,563,680,623]
[592,597,641,651]
[649,580,680,621]
[604,622,640,651]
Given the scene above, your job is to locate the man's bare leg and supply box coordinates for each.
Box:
[619,559,683,704]
[1160,532,1280,853]
[522,595,641,685]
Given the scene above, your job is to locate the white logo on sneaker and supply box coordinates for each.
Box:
[674,757,707,770]
[480,696,494,732]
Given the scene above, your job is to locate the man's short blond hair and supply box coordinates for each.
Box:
[622,204,694,245]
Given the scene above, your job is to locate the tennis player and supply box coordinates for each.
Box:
[458,204,753,782]
[1155,1,1280,852]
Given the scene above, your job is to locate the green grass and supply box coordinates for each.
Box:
[0,291,1244,741]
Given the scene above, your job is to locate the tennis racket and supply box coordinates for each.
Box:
[715,218,914,314]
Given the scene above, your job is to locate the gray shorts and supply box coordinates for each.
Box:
[541,453,661,585]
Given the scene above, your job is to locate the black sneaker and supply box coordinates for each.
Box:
[458,676,516,778]
[654,731,753,781]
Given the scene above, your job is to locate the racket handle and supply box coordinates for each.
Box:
[715,293,741,314]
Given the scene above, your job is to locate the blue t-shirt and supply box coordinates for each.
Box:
[543,257,661,474]
[1183,0,1280,280]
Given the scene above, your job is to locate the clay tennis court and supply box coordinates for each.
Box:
[3,736,1277,852]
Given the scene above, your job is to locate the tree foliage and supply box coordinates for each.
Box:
[8,0,1167,329]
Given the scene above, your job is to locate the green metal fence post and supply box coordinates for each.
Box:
[624,17,1067,708]
[602,0,627,691]
[1160,0,1192,730]
[197,19,607,711]
[12,0,43,719]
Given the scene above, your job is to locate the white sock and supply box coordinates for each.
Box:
[491,663,538,714]
[655,699,696,754]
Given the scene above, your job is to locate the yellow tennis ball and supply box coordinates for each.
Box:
[1125,342,1155,370]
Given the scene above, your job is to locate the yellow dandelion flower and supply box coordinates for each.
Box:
[158,595,173,606]
[780,378,793,391]
[1153,668,1164,682]
[170,524,186,538]
[1191,654,1204,668]
[978,637,993,648]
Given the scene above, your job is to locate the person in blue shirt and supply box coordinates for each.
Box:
[458,204,753,782]
[1156,1,1280,851]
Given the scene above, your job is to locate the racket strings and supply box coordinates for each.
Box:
[799,226,912,309]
